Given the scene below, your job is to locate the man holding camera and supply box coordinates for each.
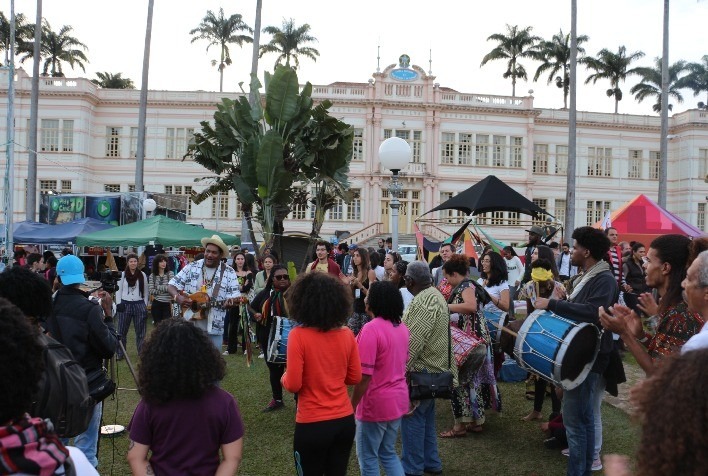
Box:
[46,255,118,468]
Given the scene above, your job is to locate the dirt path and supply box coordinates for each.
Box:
[603,360,644,414]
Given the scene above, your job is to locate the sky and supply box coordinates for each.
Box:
[8,0,708,116]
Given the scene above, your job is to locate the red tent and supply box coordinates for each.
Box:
[594,194,705,245]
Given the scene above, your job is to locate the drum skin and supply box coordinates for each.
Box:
[267,316,294,364]
[514,310,600,390]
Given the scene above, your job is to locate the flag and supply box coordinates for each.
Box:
[600,210,612,230]
[414,223,442,264]
[474,224,508,253]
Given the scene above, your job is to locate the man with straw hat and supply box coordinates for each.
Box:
[168,235,240,350]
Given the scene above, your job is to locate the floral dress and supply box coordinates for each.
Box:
[347,276,370,336]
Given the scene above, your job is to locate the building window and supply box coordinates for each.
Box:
[61,180,72,192]
[212,194,229,219]
[291,188,308,219]
[492,135,506,167]
[40,119,60,152]
[329,198,344,220]
[628,149,642,179]
[164,185,192,216]
[128,185,136,192]
[698,203,706,231]
[587,147,612,177]
[62,120,74,152]
[699,149,708,179]
[532,198,548,226]
[441,132,455,165]
[586,200,611,226]
[533,144,549,174]
[458,133,473,165]
[130,127,139,158]
[555,145,568,174]
[475,134,489,166]
[511,136,523,168]
[106,127,121,157]
[384,129,420,163]
[352,129,364,161]
[491,211,504,225]
[649,151,660,180]
[555,199,566,221]
[40,180,57,192]
[508,211,520,226]
[383,129,392,140]
[166,128,194,159]
[104,184,120,193]
[440,192,462,219]
[347,190,362,221]
[411,130,422,163]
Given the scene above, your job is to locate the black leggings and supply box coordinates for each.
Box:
[257,322,284,400]
[294,415,355,476]
[150,300,172,324]
[534,378,561,414]
[227,307,246,354]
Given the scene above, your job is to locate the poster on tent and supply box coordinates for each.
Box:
[40,194,87,224]
[40,192,145,226]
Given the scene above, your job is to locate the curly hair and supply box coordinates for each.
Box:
[151,254,168,276]
[392,261,408,289]
[367,281,404,324]
[483,251,508,286]
[0,298,44,422]
[688,237,708,265]
[138,319,225,405]
[0,266,53,321]
[286,273,352,330]
[442,253,469,277]
[572,226,611,261]
[634,349,708,475]
[650,234,691,314]
[535,245,560,280]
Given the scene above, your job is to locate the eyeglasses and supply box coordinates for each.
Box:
[273,275,290,281]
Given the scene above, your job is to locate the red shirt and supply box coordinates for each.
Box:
[281,326,361,423]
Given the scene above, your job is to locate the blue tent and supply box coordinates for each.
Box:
[0,221,52,243]
[1,218,114,244]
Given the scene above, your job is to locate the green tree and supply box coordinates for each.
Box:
[189,8,253,93]
[20,20,88,77]
[480,24,540,97]
[584,46,644,113]
[91,72,135,89]
[0,11,33,66]
[677,55,708,109]
[185,66,352,258]
[259,18,319,70]
[630,58,687,113]
[532,29,589,109]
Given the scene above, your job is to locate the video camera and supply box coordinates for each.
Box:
[100,271,122,293]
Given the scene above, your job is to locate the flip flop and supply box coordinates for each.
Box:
[439,428,467,438]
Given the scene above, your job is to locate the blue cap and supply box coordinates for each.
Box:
[56,255,85,285]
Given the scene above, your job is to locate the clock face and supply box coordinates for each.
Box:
[390,68,418,81]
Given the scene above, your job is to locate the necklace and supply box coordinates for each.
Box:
[201,264,218,292]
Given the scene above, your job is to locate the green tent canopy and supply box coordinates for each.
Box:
[76,215,240,248]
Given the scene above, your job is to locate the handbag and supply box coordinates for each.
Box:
[85,367,116,403]
[407,321,454,400]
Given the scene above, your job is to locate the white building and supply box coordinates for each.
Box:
[2,57,707,245]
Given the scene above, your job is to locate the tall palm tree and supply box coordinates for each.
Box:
[20,20,88,77]
[630,58,687,113]
[190,8,253,93]
[0,11,33,66]
[532,29,589,109]
[677,55,708,109]
[91,72,135,89]
[259,18,320,70]
[480,24,540,97]
[584,46,645,113]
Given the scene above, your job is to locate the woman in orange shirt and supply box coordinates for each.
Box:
[282,273,362,476]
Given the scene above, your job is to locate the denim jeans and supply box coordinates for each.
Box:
[63,402,102,468]
[356,419,405,476]
[401,399,442,476]
[592,374,606,461]
[562,372,599,476]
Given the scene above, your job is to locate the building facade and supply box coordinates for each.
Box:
[2,57,707,245]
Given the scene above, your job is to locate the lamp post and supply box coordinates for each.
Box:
[143,198,157,219]
[379,137,411,253]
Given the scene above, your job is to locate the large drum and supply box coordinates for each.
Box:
[483,309,509,344]
[514,310,600,390]
[267,316,295,364]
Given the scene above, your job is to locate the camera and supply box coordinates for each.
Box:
[100,271,122,293]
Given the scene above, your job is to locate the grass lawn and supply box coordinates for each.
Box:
[98,323,639,475]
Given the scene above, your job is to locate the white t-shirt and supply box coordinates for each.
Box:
[505,256,523,286]
[374,266,385,282]
[681,322,708,354]
[478,278,509,314]
[400,287,414,311]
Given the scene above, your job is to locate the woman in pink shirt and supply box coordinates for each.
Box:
[351,281,410,476]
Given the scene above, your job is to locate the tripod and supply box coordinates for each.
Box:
[108,337,138,390]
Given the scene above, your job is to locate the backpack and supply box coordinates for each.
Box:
[32,333,95,438]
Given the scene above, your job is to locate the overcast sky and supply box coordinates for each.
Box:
[10,0,708,115]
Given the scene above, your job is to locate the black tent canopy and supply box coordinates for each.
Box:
[422,175,551,218]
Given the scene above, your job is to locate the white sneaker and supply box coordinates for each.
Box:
[561,448,569,457]
[591,458,602,471]
[243,350,247,355]
[222,350,229,355]
[258,353,264,359]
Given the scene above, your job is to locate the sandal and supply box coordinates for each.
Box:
[521,412,543,422]
[465,424,483,433]
[439,428,467,438]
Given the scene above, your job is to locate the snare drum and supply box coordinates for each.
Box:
[267,316,295,364]
[514,310,600,390]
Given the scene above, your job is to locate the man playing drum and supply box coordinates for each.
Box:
[533,227,618,476]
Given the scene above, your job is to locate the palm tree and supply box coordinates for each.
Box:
[480,25,540,97]
[584,46,645,113]
[189,8,253,93]
[259,18,320,69]
[91,72,135,89]
[532,29,589,109]
[630,58,687,113]
[677,55,708,109]
[20,20,88,77]
[0,11,33,66]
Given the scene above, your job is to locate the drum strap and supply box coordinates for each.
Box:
[210,263,227,304]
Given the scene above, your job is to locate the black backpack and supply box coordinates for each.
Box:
[32,333,95,438]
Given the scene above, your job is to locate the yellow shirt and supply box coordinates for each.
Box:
[306,261,329,274]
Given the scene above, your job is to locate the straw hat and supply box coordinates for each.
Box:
[200,235,230,257]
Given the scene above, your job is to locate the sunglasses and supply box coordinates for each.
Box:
[273,274,290,281]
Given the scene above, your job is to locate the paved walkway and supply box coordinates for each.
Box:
[602,360,644,414]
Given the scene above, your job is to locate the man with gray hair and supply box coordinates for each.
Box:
[681,250,708,353]
[400,261,455,476]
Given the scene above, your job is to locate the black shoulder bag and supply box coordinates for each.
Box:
[407,311,453,400]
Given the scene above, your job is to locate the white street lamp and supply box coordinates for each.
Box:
[379,137,411,253]
[143,198,157,218]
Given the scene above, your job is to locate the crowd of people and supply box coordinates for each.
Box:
[1,224,707,476]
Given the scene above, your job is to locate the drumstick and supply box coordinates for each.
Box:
[485,315,519,338]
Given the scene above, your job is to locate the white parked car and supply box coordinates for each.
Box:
[398,244,417,262]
